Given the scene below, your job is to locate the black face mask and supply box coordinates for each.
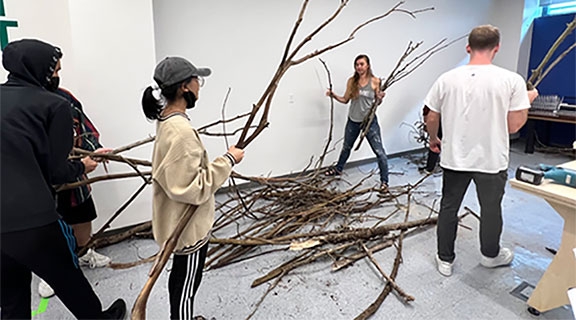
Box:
[183,91,197,109]
[46,76,60,92]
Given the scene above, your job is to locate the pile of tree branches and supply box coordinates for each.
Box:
[202,164,443,319]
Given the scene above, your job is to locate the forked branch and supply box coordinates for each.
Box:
[528,15,576,89]
[236,1,433,149]
[354,35,465,151]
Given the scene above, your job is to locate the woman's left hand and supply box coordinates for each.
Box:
[376,91,385,105]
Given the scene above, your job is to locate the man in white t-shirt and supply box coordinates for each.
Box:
[424,25,539,277]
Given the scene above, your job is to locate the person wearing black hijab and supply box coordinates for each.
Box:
[0,38,126,319]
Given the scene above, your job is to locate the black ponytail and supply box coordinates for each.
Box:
[142,86,162,120]
[141,78,192,120]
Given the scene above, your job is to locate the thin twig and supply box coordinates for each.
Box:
[360,242,414,302]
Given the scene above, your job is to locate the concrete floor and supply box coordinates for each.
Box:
[29,140,575,320]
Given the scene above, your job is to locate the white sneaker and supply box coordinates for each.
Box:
[481,247,514,268]
[79,249,111,268]
[38,279,55,298]
[436,255,453,277]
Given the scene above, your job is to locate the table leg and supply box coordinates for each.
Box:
[527,202,576,312]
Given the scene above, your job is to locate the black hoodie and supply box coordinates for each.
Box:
[1,39,85,233]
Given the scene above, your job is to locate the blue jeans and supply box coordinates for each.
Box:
[335,118,389,183]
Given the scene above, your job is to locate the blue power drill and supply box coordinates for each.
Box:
[515,164,576,188]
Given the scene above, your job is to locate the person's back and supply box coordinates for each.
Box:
[425,25,535,278]
[433,64,528,173]
[0,40,84,234]
[0,38,126,320]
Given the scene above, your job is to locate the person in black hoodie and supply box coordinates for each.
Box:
[0,39,126,319]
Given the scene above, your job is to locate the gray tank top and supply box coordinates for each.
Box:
[348,81,375,122]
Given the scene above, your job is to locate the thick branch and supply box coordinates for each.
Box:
[56,172,151,191]
[73,148,152,167]
[535,42,576,87]
[528,15,576,87]
[210,216,437,246]
[132,205,198,319]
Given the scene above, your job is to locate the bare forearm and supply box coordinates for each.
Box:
[332,93,349,104]
[427,110,440,140]
[508,109,528,133]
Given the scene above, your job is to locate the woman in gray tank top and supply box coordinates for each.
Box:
[325,54,389,190]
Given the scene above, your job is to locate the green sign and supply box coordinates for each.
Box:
[0,0,18,50]
[31,298,50,317]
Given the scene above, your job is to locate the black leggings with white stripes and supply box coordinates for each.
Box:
[168,243,209,320]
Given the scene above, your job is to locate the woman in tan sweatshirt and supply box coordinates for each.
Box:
[141,56,244,320]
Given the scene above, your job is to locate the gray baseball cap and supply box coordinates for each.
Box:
[153,56,211,88]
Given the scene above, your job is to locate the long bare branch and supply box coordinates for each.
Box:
[317,58,335,168]
[132,205,198,319]
[281,0,310,64]
[113,136,155,154]
[56,172,151,191]
[535,42,576,87]
[198,111,252,132]
[72,148,152,167]
[284,0,350,65]
[528,15,576,87]
[238,1,432,148]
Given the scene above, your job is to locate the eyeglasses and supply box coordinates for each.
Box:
[192,76,205,88]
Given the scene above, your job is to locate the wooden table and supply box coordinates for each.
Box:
[510,160,576,313]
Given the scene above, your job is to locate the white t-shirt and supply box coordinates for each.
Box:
[424,64,530,173]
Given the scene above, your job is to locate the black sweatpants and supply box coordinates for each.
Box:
[168,243,208,320]
[0,220,103,319]
[436,168,508,263]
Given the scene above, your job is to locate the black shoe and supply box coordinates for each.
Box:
[418,166,433,174]
[102,299,127,320]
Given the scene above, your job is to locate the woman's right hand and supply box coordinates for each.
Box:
[325,90,333,98]
[228,145,245,164]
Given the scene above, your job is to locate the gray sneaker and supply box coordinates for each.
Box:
[481,247,514,268]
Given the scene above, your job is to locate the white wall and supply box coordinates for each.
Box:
[489,0,526,70]
[1,0,157,230]
[66,0,157,230]
[1,0,528,230]
[152,0,519,179]
[0,0,76,83]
